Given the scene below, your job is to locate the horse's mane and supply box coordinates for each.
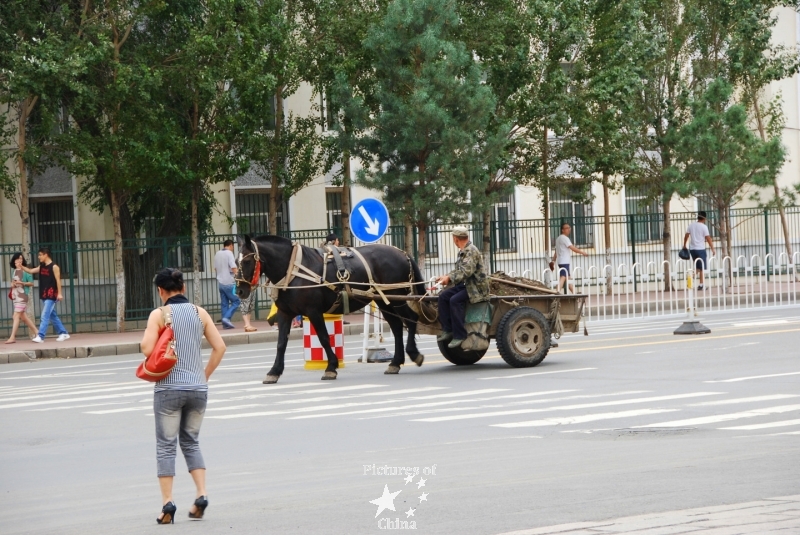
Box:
[251,234,293,246]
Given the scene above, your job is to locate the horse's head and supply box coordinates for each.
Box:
[235,234,261,299]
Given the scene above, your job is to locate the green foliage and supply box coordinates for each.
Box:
[567,0,649,190]
[0,1,80,206]
[353,0,498,234]
[670,79,784,207]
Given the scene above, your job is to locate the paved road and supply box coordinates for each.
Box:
[1,308,799,534]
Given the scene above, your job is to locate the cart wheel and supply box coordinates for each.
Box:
[496,306,551,368]
[437,341,487,365]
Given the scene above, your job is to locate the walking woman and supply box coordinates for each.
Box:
[5,253,37,344]
[141,268,226,524]
[239,288,258,332]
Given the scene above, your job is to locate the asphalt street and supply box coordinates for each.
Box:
[1,307,799,534]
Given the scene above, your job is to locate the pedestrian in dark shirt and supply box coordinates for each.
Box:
[21,247,70,343]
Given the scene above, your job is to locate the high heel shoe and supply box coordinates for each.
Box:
[188,495,208,519]
[157,501,177,524]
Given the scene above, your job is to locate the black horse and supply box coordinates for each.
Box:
[235,234,426,383]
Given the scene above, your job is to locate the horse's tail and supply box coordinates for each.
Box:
[409,256,425,296]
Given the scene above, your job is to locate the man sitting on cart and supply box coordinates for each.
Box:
[435,226,490,349]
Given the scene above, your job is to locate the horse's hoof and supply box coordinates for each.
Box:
[321,371,337,380]
[384,365,401,375]
[263,375,280,384]
[413,354,425,367]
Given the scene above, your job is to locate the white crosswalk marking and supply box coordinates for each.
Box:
[86,406,152,414]
[209,388,514,420]
[411,392,721,423]
[478,368,597,380]
[491,408,679,428]
[688,395,800,406]
[637,404,800,428]
[705,371,800,383]
[721,419,800,430]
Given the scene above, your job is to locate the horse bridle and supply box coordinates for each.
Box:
[235,241,261,288]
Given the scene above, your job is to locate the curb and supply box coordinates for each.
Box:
[0,322,389,363]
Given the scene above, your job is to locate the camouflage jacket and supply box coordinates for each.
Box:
[448,241,490,303]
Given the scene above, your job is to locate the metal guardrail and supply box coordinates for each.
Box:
[0,207,799,335]
[568,252,800,322]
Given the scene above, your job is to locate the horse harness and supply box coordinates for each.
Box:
[260,242,416,314]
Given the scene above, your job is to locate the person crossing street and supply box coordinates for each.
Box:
[435,226,490,349]
[214,240,240,329]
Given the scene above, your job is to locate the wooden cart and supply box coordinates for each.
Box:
[405,276,586,367]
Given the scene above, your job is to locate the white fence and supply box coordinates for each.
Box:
[538,253,800,322]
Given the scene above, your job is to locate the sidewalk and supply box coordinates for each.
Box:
[0,313,380,364]
[496,494,800,534]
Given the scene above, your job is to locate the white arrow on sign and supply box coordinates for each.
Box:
[358,205,381,236]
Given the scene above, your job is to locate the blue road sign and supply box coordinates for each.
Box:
[350,198,390,243]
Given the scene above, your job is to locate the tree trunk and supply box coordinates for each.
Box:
[542,124,551,256]
[17,97,36,325]
[662,194,672,292]
[110,190,126,332]
[602,173,612,295]
[416,221,427,276]
[543,189,551,259]
[751,91,794,267]
[341,152,352,246]
[191,184,202,305]
[16,97,36,261]
[481,209,491,259]
[719,203,733,288]
[403,215,414,261]
[269,85,284,236]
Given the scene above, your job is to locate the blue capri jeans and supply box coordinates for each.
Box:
[154,390,207,477]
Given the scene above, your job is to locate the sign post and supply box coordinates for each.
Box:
[350,198,393,361]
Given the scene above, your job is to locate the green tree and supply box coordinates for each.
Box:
[245,0,328,238]
[566,0,648,291]
[726,0,800,263]
[353,0,498,273]
[671,79,785,261]
[627,0,693,290]
[60,0,167,331]
[160,0,267,303]
[298,0,388,246]
[0,0,76,261]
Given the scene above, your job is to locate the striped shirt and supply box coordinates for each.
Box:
[155,303,207,392]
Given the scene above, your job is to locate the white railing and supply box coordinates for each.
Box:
[539,253,799,322]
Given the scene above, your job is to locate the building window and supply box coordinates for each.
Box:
[319,89,338,131]
[235,192,289,236]
[326,190,343,236]
[696,195,720,238]
[625,185,662,242]
[549,184,594,247]
[425,221,439,258]
[492,194,517,251]
[30,198,77,276]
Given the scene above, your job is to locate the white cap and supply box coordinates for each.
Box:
[451,226,469,238]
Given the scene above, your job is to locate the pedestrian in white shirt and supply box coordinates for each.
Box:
[683,211,716,290]
[550,223,589,294]
[213,240,239,329]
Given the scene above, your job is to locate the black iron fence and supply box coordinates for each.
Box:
[2,207,799,335]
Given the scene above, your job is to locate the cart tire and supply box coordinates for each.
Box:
[437,341,487,365]
[496,306,551,368]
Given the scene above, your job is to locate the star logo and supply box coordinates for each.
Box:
[418,492,429,503]
[370,485,402,518]
[404,474,414,485]
[405,507,416,518]
[416,478,426,489]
